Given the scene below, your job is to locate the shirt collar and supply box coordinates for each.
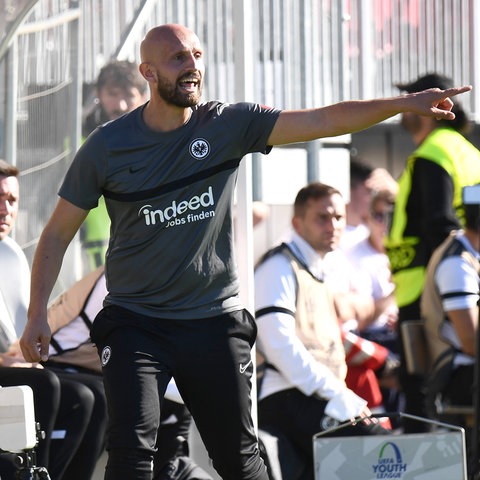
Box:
[455,230,480,259]
[289,231,325,279]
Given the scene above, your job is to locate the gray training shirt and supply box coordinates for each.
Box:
[60,101,281,319]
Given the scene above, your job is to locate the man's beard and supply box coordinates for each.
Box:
[156,75,202,108]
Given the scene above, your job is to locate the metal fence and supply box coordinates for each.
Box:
[1,0,479,293]
[0,0,82,295]
[80,0,480,114]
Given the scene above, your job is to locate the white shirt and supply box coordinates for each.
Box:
[436,232,479,311]
[435,231,479,365]
[0,236,30,342]
[344,237,397,329]
[339,223,370,251]
[323,248,359,293]
[254,232,367,421]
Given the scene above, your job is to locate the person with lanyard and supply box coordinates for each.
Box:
[254,182,391,478]
[20,23,471,480]
[421,193,480,473]
[385,73,480,433]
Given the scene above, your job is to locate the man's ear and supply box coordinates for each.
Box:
[291,216,300,233]
[139,63,155,82]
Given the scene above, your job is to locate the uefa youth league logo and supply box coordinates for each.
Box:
[372,441,407,478]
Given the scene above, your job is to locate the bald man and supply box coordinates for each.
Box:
[21,23,471,480]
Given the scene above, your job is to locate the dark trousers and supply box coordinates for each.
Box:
[47,368,108,480]
[91,305,269,480]
[47,364,203,480]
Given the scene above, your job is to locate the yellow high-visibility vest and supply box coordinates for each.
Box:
[386,127,480,308]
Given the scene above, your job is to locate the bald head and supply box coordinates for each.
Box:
[139,24,204,111]
[140,24,200,63]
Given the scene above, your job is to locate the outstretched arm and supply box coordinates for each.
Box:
[268,86,472,145]
[20,198,88,362]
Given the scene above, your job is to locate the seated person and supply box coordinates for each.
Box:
[344,190,398,352]
[421,198,479,420]
[255,183,389,479]
[0,159,99,480]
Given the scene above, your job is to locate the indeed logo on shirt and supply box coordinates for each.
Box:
[138,186,215,227]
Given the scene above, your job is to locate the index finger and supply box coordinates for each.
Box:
[442,85,472,98]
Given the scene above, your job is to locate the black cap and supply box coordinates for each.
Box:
[395,73,453,93]
[396,73,470,134]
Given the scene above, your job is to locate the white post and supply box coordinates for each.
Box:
[232,0,258,424]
